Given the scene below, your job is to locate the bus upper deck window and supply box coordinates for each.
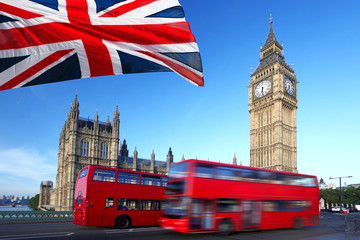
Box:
[196,164,214,178]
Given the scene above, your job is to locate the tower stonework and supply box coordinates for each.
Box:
[249,17,298,173]
[54,95,120,211]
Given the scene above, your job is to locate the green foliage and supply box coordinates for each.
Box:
[320,186,360,205]
[29,194,39,210]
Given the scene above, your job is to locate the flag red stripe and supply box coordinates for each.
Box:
[82,38,114,76]
[0,22,196,50]
[139,51,204,86]
[66,0,91,24]
[65,0,114,76]
[100,0,158,17]
[0,3,44,19]
[0,49,74,91]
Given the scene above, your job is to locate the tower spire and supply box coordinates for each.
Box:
[114,105,119,118]
[262,14,282,51]
[95,111,98,122]
[68,94,79,121]
[252,15,293,77]
[233,153,237,165]
[72,94,79,109]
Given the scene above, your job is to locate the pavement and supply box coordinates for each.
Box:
[307,232,360,240]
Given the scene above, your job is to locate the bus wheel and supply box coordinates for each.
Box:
[115,215,131,229]
[219,219,233,236]
[293,217,303,230]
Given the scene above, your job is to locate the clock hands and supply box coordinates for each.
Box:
[255,80,271,98]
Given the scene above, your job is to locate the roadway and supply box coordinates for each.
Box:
[0,212,359,240]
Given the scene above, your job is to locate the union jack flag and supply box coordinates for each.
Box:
[0,0,204,91]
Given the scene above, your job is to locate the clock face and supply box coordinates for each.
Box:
[255,79,272,98]
[284,78,294,96]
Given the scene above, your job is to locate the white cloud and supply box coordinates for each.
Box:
[0,147,57,182]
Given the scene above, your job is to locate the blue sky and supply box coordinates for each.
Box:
[1,0,359,197]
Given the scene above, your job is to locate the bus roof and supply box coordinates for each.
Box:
[172,159,317,179]
[78,164,168,177]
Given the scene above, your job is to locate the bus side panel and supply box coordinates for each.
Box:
[113,184,164,227]
[86,184,106,227]
[190,178,319,231]
[88,182,164,227]
[126,210,162,226]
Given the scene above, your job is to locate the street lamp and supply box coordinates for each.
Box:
[329,176,352,212]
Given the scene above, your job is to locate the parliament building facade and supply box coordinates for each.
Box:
[52,95,173,211]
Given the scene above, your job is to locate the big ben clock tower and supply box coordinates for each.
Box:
[249,16,298,173]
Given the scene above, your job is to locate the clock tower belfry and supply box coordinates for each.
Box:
[249,16,298,173]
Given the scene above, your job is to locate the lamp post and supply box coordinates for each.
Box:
[329,176,352,212]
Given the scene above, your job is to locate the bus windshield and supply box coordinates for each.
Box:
[168,162,188,179]
[162,196,189,219]
[165,180,187,196]
[79,168,88,178]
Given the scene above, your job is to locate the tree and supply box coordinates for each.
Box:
[29,194,39,210]
[344,187,358,204]
[320,187,360,206]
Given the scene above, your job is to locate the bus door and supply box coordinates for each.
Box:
[190,198,215,231]
[242,200,261,228]
[102,197,115,227]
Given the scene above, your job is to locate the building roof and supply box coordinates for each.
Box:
[252,51,292,76]
[118,156,167,168]
[78,117,112,132]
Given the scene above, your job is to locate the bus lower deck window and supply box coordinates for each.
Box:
[141,200,161,210]
[117,198,139,210]
[105,198,114,207]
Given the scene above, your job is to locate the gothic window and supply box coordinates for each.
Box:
[100,142,108,159]
[80,140,89,156]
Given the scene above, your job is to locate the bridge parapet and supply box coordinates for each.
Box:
[0,211,73,222]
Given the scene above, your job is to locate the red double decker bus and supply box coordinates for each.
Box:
[73,165,167,228]
[161,159,319,235]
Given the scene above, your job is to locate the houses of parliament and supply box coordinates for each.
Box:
[52,95,174,211]
[47,17,298,211]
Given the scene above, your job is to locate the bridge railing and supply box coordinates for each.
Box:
[0,211,73,221]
